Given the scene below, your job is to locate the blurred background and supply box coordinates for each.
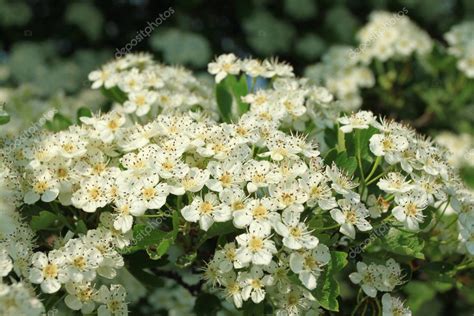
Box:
[1,0,473,93]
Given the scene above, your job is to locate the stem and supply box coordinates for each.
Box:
[315,223,340,231]
[365,156,382,182]
[430,198,451,232]
[356,130,365,184]
[351,296,369,316]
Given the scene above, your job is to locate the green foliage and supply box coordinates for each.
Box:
[150,29,211,67]
[314,251,348,311]
[65,2,103,41]
[243,10,296,55]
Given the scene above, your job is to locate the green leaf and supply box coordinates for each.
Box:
[146,237,172,260]
[335,152,357,175]
[75,220,88,234]
[403,281,436,314]
[101,86,127,104]
[176,251,197,269]
[0,110,10,125]
[76,107,92,124]
[123,223,168,253]
[215,82,233,123]
[460,166,474,189]
[225,75,249,116]
[198,221,240,246]
[193,293,221,316]
[313,251,348,311]
[379,228,425,259]
[45,113,72,132]
[243,301,265,316]
[30,211,63,231]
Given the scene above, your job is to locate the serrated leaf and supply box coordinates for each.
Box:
[379,228,425,259]
[314,251,348,311]
[335,152,357,175]
[146,237,172,260]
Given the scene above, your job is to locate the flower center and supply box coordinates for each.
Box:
[248,236,264,252]
[200,202,214,215]
[43,263,58,278]
[252,204,268,219]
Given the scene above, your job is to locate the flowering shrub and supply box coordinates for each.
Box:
[0,52,473,316]
[306,11,474,136]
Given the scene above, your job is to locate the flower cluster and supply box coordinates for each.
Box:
[305,46,375,110]
[88,52,217,118]
[444,21,474,78]
[349,259,404,297]
[1,52,472,315]
[208,53,294,83]
[355,11,433,63]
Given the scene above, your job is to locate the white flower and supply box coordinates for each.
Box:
[181,193,231,231]
[206,159,243,192]
[330,199,372,239]
[29,251,67,294]
[132,178,169,215]
[24,170,60,204]
[377,172,413,194]
[208,53,241,83]
[235,225,277,265]
[392,193,428,230]
[88,65,116,89]
[95,284,128,316]
[382,293,411,316]
[370,133,409,164]
[325,164,359,200]
[168,167,210,195]
[289,244,330,290]
[63,239,103,283]
[299,173,337,210]
[153,151,189,180]
[72,176,112,213]
[0,248,12,277]
[64,282,97,314]
[349,261,382,297]
[378,258,403,291]
[81,111,126,144]
[222,272,244,308]
[238,266,274,303]
[269,179,308,209]
[233,198,280,235]
[338,111,375,133]
[123,91,158,116]
[274,208,319,250]
[243,160,281,193]
[214,243,247,272]
[0,282,45,316]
